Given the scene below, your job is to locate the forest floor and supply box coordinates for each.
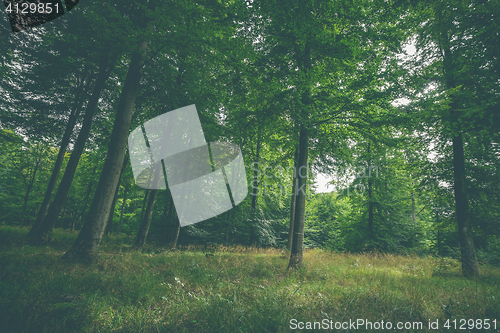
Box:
[0,225,499,333]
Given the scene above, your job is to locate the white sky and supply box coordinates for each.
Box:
[315,173,334,193]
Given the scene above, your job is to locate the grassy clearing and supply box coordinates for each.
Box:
[0,225,499,333]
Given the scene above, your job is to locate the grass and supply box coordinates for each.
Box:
[0,225,499,332]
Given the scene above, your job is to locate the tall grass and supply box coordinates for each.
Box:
[0,226,499,332]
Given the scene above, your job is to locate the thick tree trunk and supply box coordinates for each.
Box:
[20,158,40,226]
[28,81,86,236]
[134,189,158,248]
[288,127,308,269]
[452,133,479,277]
[287,147,298,251]
[28,54,117,244]
[63,41,148,262]
[288,41,311,270]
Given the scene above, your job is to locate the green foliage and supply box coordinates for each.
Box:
[0,0,498,271]
[304,192,347,251]
[0,131,56,225]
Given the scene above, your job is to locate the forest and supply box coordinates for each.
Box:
[0,0,499,332]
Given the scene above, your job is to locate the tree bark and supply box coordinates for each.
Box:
[105,154,128,235]
[367,142,374,241]
[134,189,158,248]
[104,180,120,236]
[452,133,479,277]
[288,41,311,270]
[288,127,308,269]
[63,41,148,262]
[287,146,298,251]
[28,53,117,244]
[28,79,87,236]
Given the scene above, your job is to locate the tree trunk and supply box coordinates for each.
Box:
[104,180,120,236]
[63,41,148,262]
[105,154,128,235]
[225,210,231,245]
[288,127,308,269]
[28,53,117,244]
[436,206,441,256]
[140,190,150,223]
[20,158,40,226]
[411,191,416,224]
[288,41,311,270]
[411,188,417,246]
[437,9,479,277]
[287,146,298,251]
[28,80,87,236]
[168,219,181,250]
[249,132,261,246]
[134,189,158,248]
[164,194,176,246]
[452,133,479,277]
[116,185,129,234]
[367,142,374,240]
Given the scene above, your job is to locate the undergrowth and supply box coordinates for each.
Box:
[0,226,499,332]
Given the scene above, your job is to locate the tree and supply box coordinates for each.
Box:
[404,0,500,276]
[30,79,88,231]
[27,53,118,244]
[63,38,149,262]
[134,189,158,248]
[6,141,44,226]
[255,0,406,268]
